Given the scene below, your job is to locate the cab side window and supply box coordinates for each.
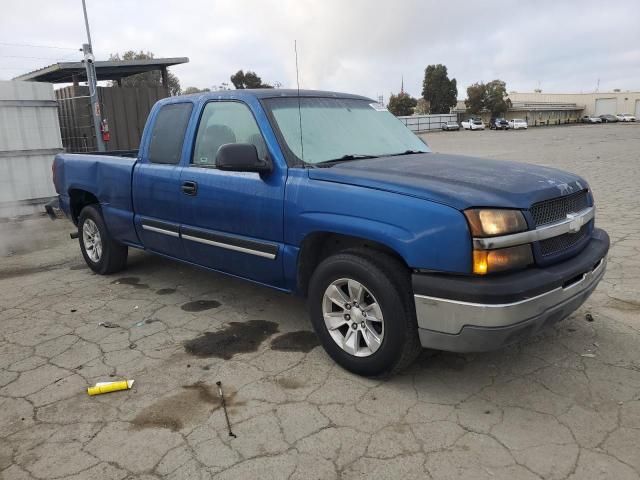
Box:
[148,103,193,164]
[192,101,267,167]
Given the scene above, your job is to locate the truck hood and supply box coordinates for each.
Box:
[307,153,588,210]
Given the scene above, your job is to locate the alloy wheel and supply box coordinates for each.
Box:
[322,278,384,357]
[82,219,102,262]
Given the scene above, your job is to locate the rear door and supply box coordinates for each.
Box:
[179,100,286,286]
[132,102,193,257]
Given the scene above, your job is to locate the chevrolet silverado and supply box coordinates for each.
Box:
[49,89,609,376]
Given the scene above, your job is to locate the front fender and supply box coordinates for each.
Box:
[285,170,472,273]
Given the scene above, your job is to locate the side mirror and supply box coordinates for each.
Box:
[216,143,272,174]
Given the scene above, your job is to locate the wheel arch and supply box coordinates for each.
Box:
[68,188,99,224]
[296,231,409,296]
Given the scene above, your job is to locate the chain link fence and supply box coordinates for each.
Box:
[397,113,458,132]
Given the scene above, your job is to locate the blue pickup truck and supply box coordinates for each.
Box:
[50,89,609,376]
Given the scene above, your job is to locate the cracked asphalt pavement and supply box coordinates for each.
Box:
[1,123,639,479]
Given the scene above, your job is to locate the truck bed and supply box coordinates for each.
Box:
[53,152,138,242]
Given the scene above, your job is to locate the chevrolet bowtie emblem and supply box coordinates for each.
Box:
[566,212,584,233]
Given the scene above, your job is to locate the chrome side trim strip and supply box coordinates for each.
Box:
[473,206,595,250]
[413,256,606,334]
[142,224,179,238]
[182,234,277,259]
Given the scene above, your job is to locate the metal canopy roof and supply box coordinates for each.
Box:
[12,57,189,83]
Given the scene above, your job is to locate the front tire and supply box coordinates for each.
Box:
[78,204,128,274]
[308,250,421,377]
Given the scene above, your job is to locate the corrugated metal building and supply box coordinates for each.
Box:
[454,99,585,126]
[14,57,188,152]
[508,91,640,117]
[454,90,640,123]
[0,80,62,218]
[56,85,167,152]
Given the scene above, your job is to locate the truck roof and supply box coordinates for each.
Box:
[161,89,372,105]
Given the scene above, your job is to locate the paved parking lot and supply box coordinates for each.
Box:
[1,123,639,479]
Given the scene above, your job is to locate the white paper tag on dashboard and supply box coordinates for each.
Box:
[370,103,388,111]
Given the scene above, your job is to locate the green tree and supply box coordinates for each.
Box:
[230,70,273,89]
[183,86,211,95]
[108,51,181,96]
[464,80,512,116]
[421,64,458,114]
[387,92,417,116]
[465,82,486,114]
[484,79,511,116]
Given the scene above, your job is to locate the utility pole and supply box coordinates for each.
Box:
[81,0,105,151]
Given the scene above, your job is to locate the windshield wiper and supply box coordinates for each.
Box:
[387,150,428,156]
[315,154,380,167]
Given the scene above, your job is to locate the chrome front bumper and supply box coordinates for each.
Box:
[413,230,609,352]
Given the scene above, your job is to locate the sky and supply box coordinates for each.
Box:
[1,0,639,101]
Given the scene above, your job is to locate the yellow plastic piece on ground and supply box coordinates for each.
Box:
[87,380,134,396]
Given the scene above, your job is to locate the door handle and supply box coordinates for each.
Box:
[181,181,198,196]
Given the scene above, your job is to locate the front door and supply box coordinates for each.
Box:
[179,100,286,286]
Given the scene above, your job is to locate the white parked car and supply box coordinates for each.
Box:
[509,119,528,129]
[441,121,460,131]
[461,118,485,130]
[616,113,636,122]
[582,115,602,124]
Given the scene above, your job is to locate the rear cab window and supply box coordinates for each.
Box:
[147,103,193,164]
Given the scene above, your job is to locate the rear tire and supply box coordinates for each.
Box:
[308,250,421,377]
[78,204,128,275]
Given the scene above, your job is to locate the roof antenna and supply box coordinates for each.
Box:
[295,40,304,161]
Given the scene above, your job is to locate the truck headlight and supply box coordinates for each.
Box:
[465,209,532,275]
[464,209,527,237]
[472,244,533,275]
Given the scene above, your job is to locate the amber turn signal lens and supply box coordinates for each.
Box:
[465,209,527,237]
[473,250,489,275]
[473,245,533,275]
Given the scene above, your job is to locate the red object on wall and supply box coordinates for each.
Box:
[100,118,111,142]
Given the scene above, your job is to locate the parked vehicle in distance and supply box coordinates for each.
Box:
[582,115,602,124]
[599,114,618,123]
[616,113,636,122]
[489,118,510,130]
[48,89,609,377]
[508,119,528,130]
[461,118,485,130]
[441,121,460,131]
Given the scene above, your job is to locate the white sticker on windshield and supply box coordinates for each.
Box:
[370,103,388,111]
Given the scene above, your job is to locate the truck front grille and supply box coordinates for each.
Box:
[530,190,589,227]
[539,222,590,256]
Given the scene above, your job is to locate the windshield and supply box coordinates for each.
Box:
[263,97,429,165]
[473,120,483,125]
